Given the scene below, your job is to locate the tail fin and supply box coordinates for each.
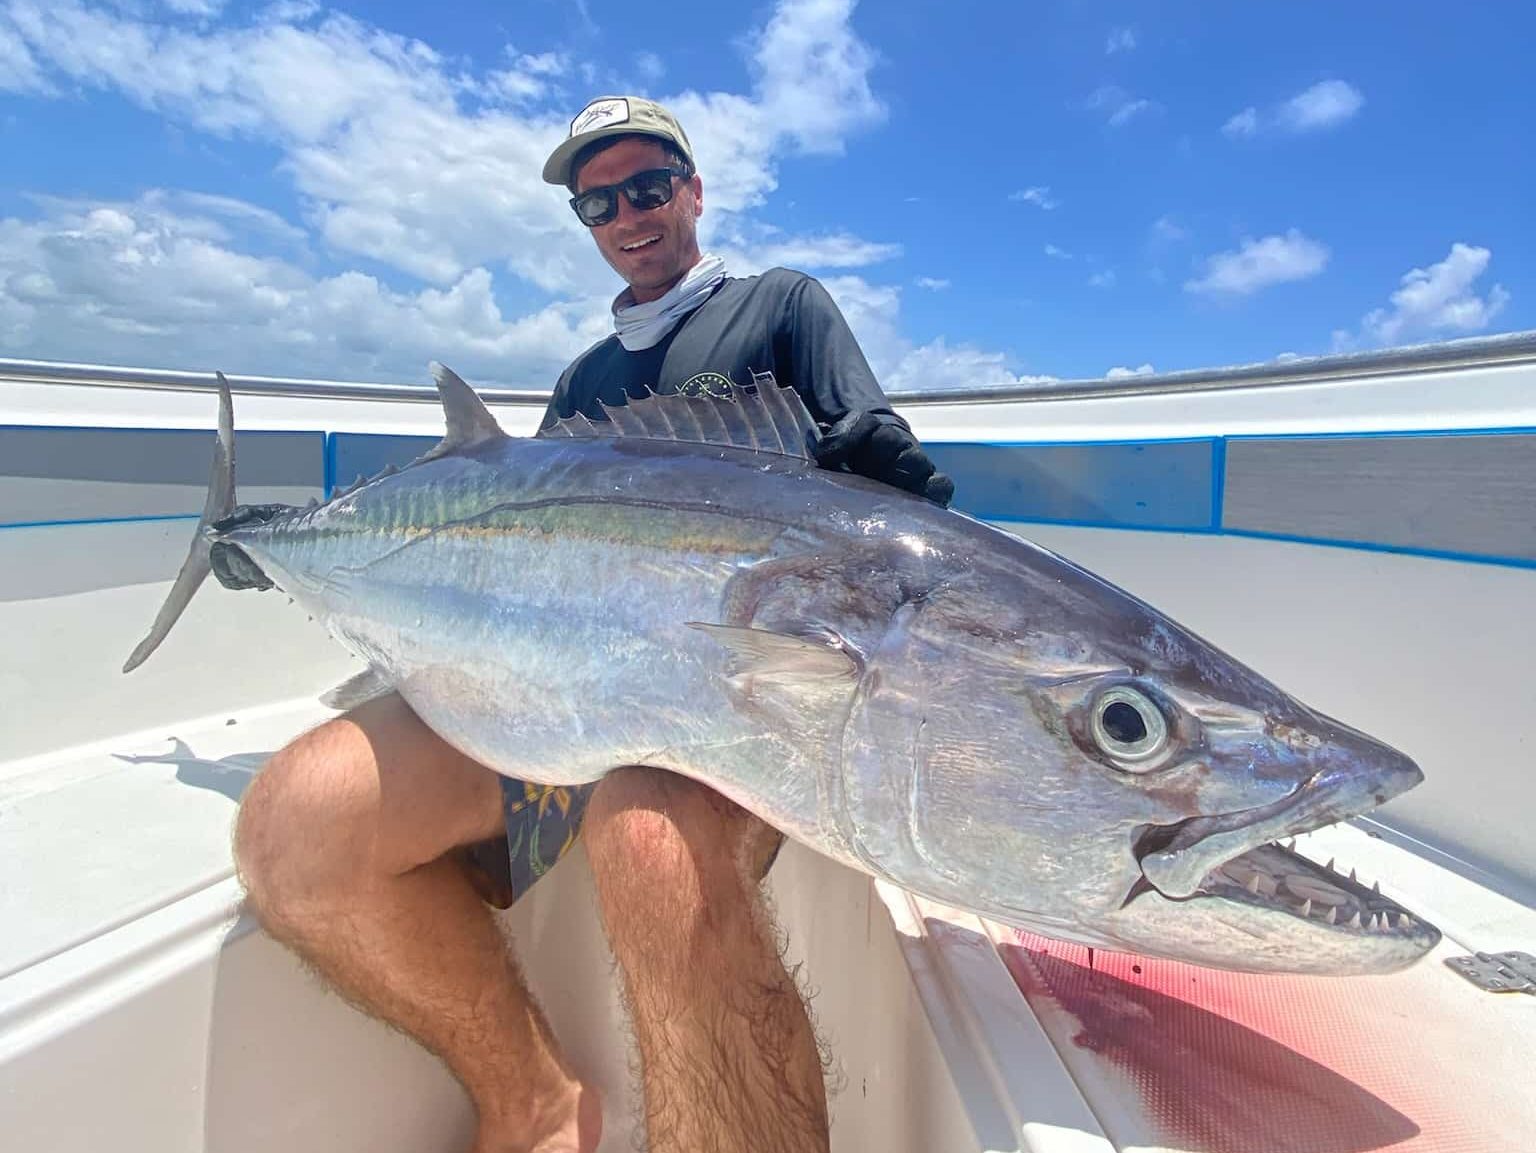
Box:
[122,372,238,673]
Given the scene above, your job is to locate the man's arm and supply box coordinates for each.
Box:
[776,272,954,506]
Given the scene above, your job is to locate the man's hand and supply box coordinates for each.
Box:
[813,411,955,507]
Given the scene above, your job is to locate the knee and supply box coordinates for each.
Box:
[233,720,375,918]
[585,768,779,902]
[586,769,721,877]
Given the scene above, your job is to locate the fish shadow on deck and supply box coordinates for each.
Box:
[999,943,1419,1153]
[115,738,268,804]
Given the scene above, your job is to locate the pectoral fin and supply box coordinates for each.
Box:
[687,623,860,685]
[320,666,395,710]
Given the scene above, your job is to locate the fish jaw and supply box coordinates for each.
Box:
[1091,724,1441,974]
[1135,723,1423,900]
[1103,842,1442,975]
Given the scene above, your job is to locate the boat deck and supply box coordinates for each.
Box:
[6,688,1533,1153]
[6,349,1535,1151]
[888,822,1536,1152]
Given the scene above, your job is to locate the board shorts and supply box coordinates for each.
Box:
[500,777,598,904]
[496,774,787,904]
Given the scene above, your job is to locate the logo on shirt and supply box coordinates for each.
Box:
[679,372,734,399]
[570,98,629,137]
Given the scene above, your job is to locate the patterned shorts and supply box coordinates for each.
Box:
[496,774,787,905]
[499,777,598,904]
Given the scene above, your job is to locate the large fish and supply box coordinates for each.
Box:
[126,366,1440,975]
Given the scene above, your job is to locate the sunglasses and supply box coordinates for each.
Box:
[569,167,690,228]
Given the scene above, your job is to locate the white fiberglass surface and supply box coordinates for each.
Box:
[945,822,1536,1153]
[0,697,330,979]
[0,519,362,765]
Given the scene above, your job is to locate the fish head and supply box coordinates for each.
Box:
[839,540,1439,975]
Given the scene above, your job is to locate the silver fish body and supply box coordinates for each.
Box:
[132,368,1440,975]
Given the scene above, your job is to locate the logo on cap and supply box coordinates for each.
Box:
[571,98,630,138]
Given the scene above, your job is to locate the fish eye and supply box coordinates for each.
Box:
[1091,686,1169,769]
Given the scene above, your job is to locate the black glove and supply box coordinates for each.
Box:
[814,411,954,507]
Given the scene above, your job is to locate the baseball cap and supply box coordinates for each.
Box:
[542,95,696,187]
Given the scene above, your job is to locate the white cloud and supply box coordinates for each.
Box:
[0,20,49,92]
[0,194,608,384]
[1280,80,1364,132]
[139,188,309,247]
[3,0,890,299]
[636,51,665,82]
[1087,85,1154,127]
[1106,363,1154,378]
[818,275,1054,393]
[1151,214,1188,243]
[1,0,1059,393]
[491,51,571,104]
[1347,243,1511,347]
[728,230,900,270]
[1088,269,1117,289]
[1110,99,1151,127]
[1184,229,1330,297]
[164,0,228,15]
[1106,27,1136,54]
[1225,80,1363,138]
[749,0,885,155]
[1009,186,1058,209]
[1044,243,1073,260]
[914,276,949,290]
[260,1,321,22]
[1222,107,1258,138]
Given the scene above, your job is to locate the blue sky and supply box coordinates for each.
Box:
[1,0,1530,390]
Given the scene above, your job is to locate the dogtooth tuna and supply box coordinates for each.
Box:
[124,365,1441,975]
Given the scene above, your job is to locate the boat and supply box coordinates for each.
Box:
[4,336,1534,1151]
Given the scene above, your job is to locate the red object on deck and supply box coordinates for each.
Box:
[998,930,1522,1153]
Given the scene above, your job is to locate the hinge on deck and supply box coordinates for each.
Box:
[1444,950,1536,993]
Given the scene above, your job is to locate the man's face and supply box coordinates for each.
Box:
[575,137,703,303]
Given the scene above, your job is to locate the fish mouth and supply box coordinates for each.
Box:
[1124,839,1437,947]
[1125,763,1440,951]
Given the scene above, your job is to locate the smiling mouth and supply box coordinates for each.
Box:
[621,235,661,252]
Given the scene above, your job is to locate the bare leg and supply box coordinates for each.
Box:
[233,694,601,1153]
[584,768,826,1153]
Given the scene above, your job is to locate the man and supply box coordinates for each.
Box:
[232,95,952,1153]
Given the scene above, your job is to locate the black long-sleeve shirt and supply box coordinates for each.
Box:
[541,267,911,437]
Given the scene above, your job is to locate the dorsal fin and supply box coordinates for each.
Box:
[420,363,508,461]
[536,380,818,461]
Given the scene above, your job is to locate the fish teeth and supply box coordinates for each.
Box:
[1349,911,1362,929]
[1372,880,1381,895]
[1247,874,1262,895]
[1326,906,1338,925]
[1349,868,1357,883]
[1326,858,1335,873]
[1299,898,1312,918]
